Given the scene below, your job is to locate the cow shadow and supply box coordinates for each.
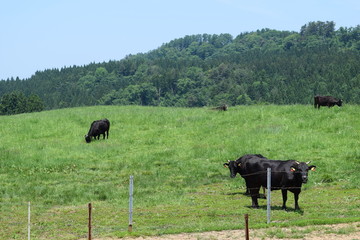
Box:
[225,192,304,214]
[225,192,266,198]
[246,205,304,214]
[225,191,247,196]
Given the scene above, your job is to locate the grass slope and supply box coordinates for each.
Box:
[0,105,359,239]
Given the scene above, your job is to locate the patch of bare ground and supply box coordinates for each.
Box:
[89,222,360,240]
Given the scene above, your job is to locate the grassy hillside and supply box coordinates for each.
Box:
[1,105,359,239]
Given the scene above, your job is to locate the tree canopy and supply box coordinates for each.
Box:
[0,91,44,115]
[1,21,359,113]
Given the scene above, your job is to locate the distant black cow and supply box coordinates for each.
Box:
[239,156,316,210]
[223,154,267,197]
[85,119,110,143]
[314,95,342,109]
[211,104,228,111]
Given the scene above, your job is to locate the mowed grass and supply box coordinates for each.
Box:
[0,105,359,239]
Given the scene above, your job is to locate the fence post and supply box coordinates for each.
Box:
[128,175,134,232]
[244,214,249,240]
[267,168,271,224]
[28,201,31,240]
[88,203,92,240]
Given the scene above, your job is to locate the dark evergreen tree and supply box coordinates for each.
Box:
[27,94,45,112]
[0,91,27,115]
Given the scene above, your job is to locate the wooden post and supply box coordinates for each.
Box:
[88,203,92,240]
[244,214,249,240]
[128,175,134,232]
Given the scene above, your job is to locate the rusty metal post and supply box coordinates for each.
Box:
[88,203,92,240]
[244,214,249,240]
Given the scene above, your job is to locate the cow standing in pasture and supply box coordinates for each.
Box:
[238,155,316,210]
[223,154,267,198]
[85,119,110,143]
[314,95,342,109]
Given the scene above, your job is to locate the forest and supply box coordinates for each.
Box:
[0,21,360,114]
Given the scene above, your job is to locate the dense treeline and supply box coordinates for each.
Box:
[1,21,360,113]
[0,91,44,115]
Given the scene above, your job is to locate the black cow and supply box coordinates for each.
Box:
[314,95,342,109]
[240,156,316,210]
[223,154,267,197]
[85,119,110,143]
[224,154,267,178]
[211,104,228,111]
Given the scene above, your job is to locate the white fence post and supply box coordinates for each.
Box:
[267,168,271,224]
[28,201,31,240]
[128,175,134,232]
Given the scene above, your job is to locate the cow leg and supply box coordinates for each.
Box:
[251,195,259,209]
[293,190,301,210]
[249,188,260,208]
[260,186,266,199]
[281,189,288,210]
[106,130,109,139]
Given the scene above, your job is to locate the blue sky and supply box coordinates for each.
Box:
[1,0,359,80]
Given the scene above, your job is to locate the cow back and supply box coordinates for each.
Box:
[86,119,110,138]
[241,159,304,189]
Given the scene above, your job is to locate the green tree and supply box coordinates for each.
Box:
[27,94,44,112]
[139,83,157,105]
[0,91,27,115]
[300,21,335,37]
[176,78,196,94]
[236,93,252,105]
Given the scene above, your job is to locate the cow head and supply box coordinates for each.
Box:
[337,99,343,107]
[223,160,241,178]
[290,161,316,183]
[85,134,91,143]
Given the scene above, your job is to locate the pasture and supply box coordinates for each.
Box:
[0,105,359,239]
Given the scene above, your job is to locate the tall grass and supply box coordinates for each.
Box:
[0,105,359,238]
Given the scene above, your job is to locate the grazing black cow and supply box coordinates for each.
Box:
[223,154,267,197]
[85,119,110,143]
[314,95,342,109]
[239,156,316,210]
[211,104,228,111]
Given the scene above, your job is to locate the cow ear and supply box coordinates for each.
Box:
[309,165,316,171]
[290,167,296,172]
[237,163,241,167]
[223,163,229,168]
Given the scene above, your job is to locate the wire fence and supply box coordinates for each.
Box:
[1,172,359,240]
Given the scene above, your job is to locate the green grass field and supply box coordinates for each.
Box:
[0,105,359,239]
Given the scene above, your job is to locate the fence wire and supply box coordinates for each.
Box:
[0,170,359,239]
